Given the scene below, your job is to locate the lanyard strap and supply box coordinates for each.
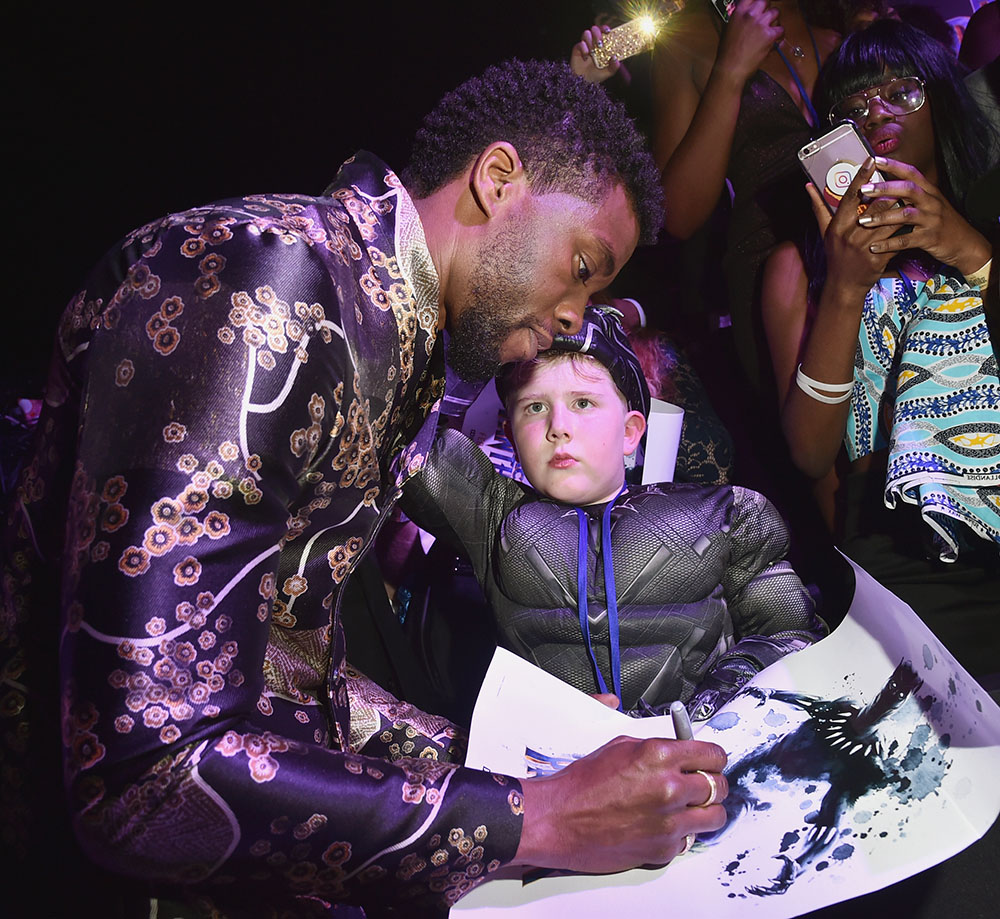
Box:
[575,487,625,709]
[774,20,821,129]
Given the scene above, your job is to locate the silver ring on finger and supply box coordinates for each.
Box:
[693,769,718,808]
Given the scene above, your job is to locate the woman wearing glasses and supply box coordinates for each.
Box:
[761,19,998,679]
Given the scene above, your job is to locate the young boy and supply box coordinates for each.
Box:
[403,307,827,720]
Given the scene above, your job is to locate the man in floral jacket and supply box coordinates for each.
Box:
[1,60,729,917]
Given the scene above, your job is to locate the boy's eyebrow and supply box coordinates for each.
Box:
[512,391,547,405]
[514,387,603,404]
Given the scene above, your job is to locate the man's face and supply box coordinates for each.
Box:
[507,356,645,507]
[446,184,639,382]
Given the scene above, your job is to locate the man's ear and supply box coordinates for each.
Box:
[623,410,646,455]
[469,142,526,219]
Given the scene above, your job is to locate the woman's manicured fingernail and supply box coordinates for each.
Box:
[859,184,875,195]
[858,215,873,225]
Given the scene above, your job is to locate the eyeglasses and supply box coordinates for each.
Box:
[828,76,926,125]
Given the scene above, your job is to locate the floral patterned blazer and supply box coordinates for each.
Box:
[1,153,523,916]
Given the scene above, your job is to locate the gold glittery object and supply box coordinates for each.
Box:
[590,3,684,69]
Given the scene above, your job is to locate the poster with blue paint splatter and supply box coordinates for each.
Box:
[457,557,1000,918]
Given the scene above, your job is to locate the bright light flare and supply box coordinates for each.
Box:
[637,14,659,38]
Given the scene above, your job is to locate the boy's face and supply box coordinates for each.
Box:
[507,357,646,506]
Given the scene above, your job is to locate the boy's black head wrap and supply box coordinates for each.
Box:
[496,305,650,418]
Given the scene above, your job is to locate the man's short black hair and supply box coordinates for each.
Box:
[403,59,663,245]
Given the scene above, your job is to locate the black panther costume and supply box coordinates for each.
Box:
[403,426,827,718]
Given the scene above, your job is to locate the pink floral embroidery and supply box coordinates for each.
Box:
[323,841,352,867]
[151,497,183,525]
[144,524,177,556]
[214,731,290,783]
[119,546,151,577]
[115,360,135,387]
[102,503,129,533]
[163,422,187,443]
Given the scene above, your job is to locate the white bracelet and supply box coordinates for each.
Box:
[795,364,854,404]
[967,257,992,290]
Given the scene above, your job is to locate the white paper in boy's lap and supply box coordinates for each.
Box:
[456,555,1000,918]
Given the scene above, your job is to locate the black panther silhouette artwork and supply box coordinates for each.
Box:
[701,659,942,896]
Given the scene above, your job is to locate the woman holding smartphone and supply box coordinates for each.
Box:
[648,1,899,387]
[761,19,997,679]
[578,1,892,386]
[651,0,838,389]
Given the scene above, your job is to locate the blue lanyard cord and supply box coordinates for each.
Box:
[773,19,821,129]
[574,487,625,710]
[601,495,623,708]
[575,510,608,697]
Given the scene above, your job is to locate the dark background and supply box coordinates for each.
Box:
[4,0,624,397]
[3,0,979,397]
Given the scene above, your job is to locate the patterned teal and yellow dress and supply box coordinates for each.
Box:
[846,271,999,562]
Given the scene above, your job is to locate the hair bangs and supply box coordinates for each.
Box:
[499,351,616,409]
[816,31,917,113]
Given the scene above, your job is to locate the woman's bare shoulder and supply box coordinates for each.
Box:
[672,3,722,46]
[654,3,721,83]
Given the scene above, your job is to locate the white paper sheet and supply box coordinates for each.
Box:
[641,397,684,484]
[456,556,1000,917]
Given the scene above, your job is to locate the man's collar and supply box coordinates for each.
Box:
[329,151,440,323]
[395,185,440,323]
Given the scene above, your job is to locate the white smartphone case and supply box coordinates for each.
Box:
[798,122,883,214]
